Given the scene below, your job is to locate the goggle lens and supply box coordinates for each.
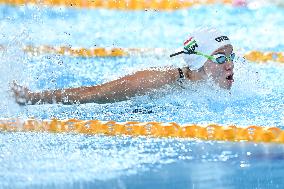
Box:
[213,53,235,64]
[216,56,226,64]
[230,53,236,61]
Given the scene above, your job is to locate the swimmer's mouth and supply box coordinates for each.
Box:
[226,74,234,82]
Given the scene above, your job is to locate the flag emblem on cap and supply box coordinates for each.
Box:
[184,37,198,54]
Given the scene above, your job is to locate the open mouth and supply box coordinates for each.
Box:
[226,74,234,82]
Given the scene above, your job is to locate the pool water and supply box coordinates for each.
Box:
[1,3,284,189]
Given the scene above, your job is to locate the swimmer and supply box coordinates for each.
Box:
[11,28,235,105]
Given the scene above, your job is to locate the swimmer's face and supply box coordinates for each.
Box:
[203,44,234,89]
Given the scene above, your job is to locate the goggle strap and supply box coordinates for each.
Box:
[196,51,215,60]
[170,50,234,64]
[170,51,185,57]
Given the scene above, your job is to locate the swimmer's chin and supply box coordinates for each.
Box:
[221,82,233,90]
[217,80,234,90]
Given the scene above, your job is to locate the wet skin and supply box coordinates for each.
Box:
[203,44,234,89]
[10,44,235,105]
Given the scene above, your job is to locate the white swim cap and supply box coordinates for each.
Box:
[178,28,231,70]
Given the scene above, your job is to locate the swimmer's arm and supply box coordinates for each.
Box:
[12,68,185,105]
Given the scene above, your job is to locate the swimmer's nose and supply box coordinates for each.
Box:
[225,60,234,71]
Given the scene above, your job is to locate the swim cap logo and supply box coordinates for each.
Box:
[215,36,229,42]
[184,37,198,54]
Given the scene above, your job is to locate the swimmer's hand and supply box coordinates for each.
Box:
[10,81,32,105]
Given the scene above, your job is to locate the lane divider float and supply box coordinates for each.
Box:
[1,44,282,63]
[21,45,284,63]
[0,0,234,10]
[1,118,284,144]
[244,50,284,63]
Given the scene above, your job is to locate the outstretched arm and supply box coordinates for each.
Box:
[11,67,186,105]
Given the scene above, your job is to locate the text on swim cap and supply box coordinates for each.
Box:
[215,36,229,42]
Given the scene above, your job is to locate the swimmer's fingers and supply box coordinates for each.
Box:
[10,80,23,96]
[10,80,22,92]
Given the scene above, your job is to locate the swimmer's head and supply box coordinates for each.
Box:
[170,28,235,89]
[182,28,231,70]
